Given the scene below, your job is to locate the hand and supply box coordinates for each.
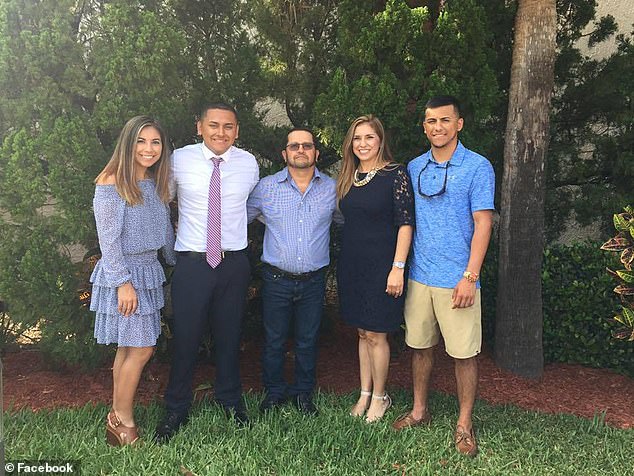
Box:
[451,278,476,309]
[117,282,138,317]
[385,268,405,298]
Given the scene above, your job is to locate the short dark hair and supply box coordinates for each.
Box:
[199,102,239,122]
[284,127,317,150]
[425,95,461,117]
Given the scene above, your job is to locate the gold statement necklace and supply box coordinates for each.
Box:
[353,167,379,187]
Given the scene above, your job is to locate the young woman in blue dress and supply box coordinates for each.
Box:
[90,116,176,445]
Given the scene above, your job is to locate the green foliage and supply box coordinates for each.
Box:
[600,206,634,341]
[250,0,341,164]
[0,219,106,367]
[541,243,633,376]
[483,242,634,376]
[546,2,634,240]
[90,1,192,143]
[253,0,339,127]
[313,0,501,163]
[0,0,94,129]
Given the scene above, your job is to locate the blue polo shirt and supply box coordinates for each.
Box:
[247,167,338,274]
[407,141,495,289]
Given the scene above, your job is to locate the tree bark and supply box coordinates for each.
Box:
[495,0,556,379]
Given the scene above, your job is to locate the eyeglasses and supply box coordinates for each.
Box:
[417,160,449,198]
[286,142,315,151]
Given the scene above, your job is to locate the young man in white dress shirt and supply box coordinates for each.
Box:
[155,102,259,442]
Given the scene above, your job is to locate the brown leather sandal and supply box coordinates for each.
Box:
[106,410,140,446]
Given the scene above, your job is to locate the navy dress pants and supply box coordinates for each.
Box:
[164,251,250,415]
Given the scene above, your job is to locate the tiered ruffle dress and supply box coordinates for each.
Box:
[90,180,176,347]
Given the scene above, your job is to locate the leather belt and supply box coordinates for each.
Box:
[265,264,327,281]
[177,249,246,260]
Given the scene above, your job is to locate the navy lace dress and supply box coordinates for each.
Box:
[90,180,176,347]
[337,164,414,332]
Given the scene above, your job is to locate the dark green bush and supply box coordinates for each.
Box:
[542,243,633,376]
[482,242,634,377]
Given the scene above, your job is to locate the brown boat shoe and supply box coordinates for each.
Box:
[391,410,432,431]
[455,425,478,457]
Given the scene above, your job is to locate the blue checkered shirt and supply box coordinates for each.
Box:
[247,167,339,273]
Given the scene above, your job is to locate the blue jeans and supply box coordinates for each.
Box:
[261,265,327,398]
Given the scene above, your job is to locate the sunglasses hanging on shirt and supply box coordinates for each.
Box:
[417,160,449,198]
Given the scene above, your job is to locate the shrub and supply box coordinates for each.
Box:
[541,243,633,376]
[482,242,634,377]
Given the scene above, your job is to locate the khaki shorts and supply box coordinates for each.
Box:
[404,280,481,359]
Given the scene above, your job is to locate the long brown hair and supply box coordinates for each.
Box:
[95,116,171,205]
[336,115,394,199]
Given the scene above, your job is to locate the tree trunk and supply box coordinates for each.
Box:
[495,0,556,379]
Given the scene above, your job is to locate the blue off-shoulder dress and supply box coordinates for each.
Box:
[90,179,177,347]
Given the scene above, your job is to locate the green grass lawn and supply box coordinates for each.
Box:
[5,390,633,475]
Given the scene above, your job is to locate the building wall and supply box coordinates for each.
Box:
[580,1,634,59]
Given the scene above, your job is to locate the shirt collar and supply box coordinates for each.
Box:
[425,141,466,167]
[277,166,322,183]
[201,142,233,163]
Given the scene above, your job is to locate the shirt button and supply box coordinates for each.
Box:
[299,220,303,223]
[298,257,302,261]
[298,238,302,242]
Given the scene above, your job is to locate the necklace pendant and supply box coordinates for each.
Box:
[353,167,378,187]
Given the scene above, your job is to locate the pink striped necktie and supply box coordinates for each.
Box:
[206,157,223,268]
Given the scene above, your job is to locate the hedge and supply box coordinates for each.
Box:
[482,242,633,377]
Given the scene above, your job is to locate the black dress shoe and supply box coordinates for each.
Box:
[223,406,250,427]
[154,412,188,444]
[293,394,318,416]
[259,395,287,413]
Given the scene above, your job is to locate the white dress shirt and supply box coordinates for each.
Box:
[171,143,260,252]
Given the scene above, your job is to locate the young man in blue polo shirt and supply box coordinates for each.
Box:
[392,96,495,457]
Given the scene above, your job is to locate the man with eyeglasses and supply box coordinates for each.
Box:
[393,96,495,458]
[247,128,340,416]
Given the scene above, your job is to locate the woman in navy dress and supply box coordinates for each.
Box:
[90,116,176,445]
[337,115,414,423]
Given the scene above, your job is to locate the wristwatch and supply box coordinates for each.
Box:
[463,270,479,283]
[393,261,406,269]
